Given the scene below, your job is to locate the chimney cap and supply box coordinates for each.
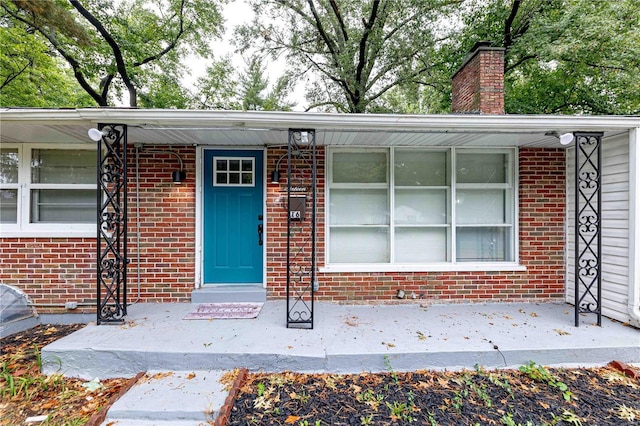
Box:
[469,41,494,52]
[452,41,505,81]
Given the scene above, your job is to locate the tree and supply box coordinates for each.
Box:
[194,55,295,111]
[235,0,462,113]
[0,21,94,107]
[422,0,640,114]
[2,0,225,107]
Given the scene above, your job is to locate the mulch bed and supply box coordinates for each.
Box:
[228,365,640,425]
[1,324,129,425]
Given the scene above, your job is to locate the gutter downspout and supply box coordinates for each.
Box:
[628,127,640,327]
[131,143,142,304]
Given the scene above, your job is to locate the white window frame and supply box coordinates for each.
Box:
[322,146,525,273]
[212,156,256,187]
[0,143,98,237]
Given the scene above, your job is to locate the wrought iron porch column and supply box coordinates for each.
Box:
[574,132,603,326]
[286,129,317,329]
[96,124,128,324]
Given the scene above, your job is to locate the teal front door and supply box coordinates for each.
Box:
[203,149,264,284]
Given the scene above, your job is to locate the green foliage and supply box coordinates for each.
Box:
[383,355,399,386]
[385,398,416,423]
[442,0,640,115]
[194,55,294,111]
[0,25,94,107]
[2,0,226,107]
[500,412,535,426]
[236,0,462,113]
[0,345,67,402]
[519,361,572,401]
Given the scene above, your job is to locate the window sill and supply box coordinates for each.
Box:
[319,263,527,273]
[0,229,96,239]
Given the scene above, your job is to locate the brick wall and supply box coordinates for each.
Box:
[0,238,96,312]
[129,146,196,303]
[452,43,505,115]
[267,148,566,303]
[1,145,565,312]
[0,145,196,313]
[266,147,326,295]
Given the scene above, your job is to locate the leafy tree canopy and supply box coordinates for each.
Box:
[1,0,226,107]
[235,0,462,113]
[411,0,640,114]
[236,0,639,115]
[194,55,295,111]
[0,21,94,107]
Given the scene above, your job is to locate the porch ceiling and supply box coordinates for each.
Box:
[1,108,637,148]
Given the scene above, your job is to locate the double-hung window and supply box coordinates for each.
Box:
[0,144,97,236]
[327,147,517,270]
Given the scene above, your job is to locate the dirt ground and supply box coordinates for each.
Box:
[0,324,128,426]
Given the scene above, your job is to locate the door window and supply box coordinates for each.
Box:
[213,157,255,186]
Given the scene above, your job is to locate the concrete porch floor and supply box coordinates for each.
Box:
[42,301,639,380]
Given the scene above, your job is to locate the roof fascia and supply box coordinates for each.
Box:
[1,108,638,133]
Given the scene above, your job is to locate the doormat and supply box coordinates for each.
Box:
[183,302,264,320]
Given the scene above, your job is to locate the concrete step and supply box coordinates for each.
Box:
[191,285,266,303]
[102,370,230,426]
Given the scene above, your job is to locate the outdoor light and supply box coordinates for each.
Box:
[559,133,574,145]
[546,131,574,146]
[172,169,187,183]
[144,147,187,184]
[270,149,310,183]
[270,169,281,184]
[88,127,110,142]
[270,152,290,184]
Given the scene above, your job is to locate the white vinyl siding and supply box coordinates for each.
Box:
[566,133,631,323]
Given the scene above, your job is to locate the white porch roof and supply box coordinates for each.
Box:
[1,108,638,148]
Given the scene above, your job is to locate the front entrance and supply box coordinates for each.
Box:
[202,149,264,284]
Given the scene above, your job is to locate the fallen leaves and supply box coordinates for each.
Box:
[229,366,640,425]
[0,324,128,426]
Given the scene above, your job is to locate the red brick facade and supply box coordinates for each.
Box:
[267,147,566,303]
[452,43,505,115]
[0,145,197,313]
[0,146,565,313]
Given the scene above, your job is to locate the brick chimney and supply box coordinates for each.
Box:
[451,41,505,114]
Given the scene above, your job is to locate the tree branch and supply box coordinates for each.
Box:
[561,58,628,71]
[69,0,137,106]
[133,0,187,67]
[1,58,32,90]
[503,0,522,50]
[328,0,348,42]
[1,2,105,105]
[304,100,343,112]
[303,0,341,71]
[505,54,537,72]
[100,73,114,100]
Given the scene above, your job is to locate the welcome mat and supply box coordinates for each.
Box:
[183,302,264,320]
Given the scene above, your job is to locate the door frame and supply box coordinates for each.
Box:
[195,146,267,288]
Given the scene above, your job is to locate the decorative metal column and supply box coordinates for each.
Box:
[574,132,603,326]
[96,124,128,324]
[286,129,317,329]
